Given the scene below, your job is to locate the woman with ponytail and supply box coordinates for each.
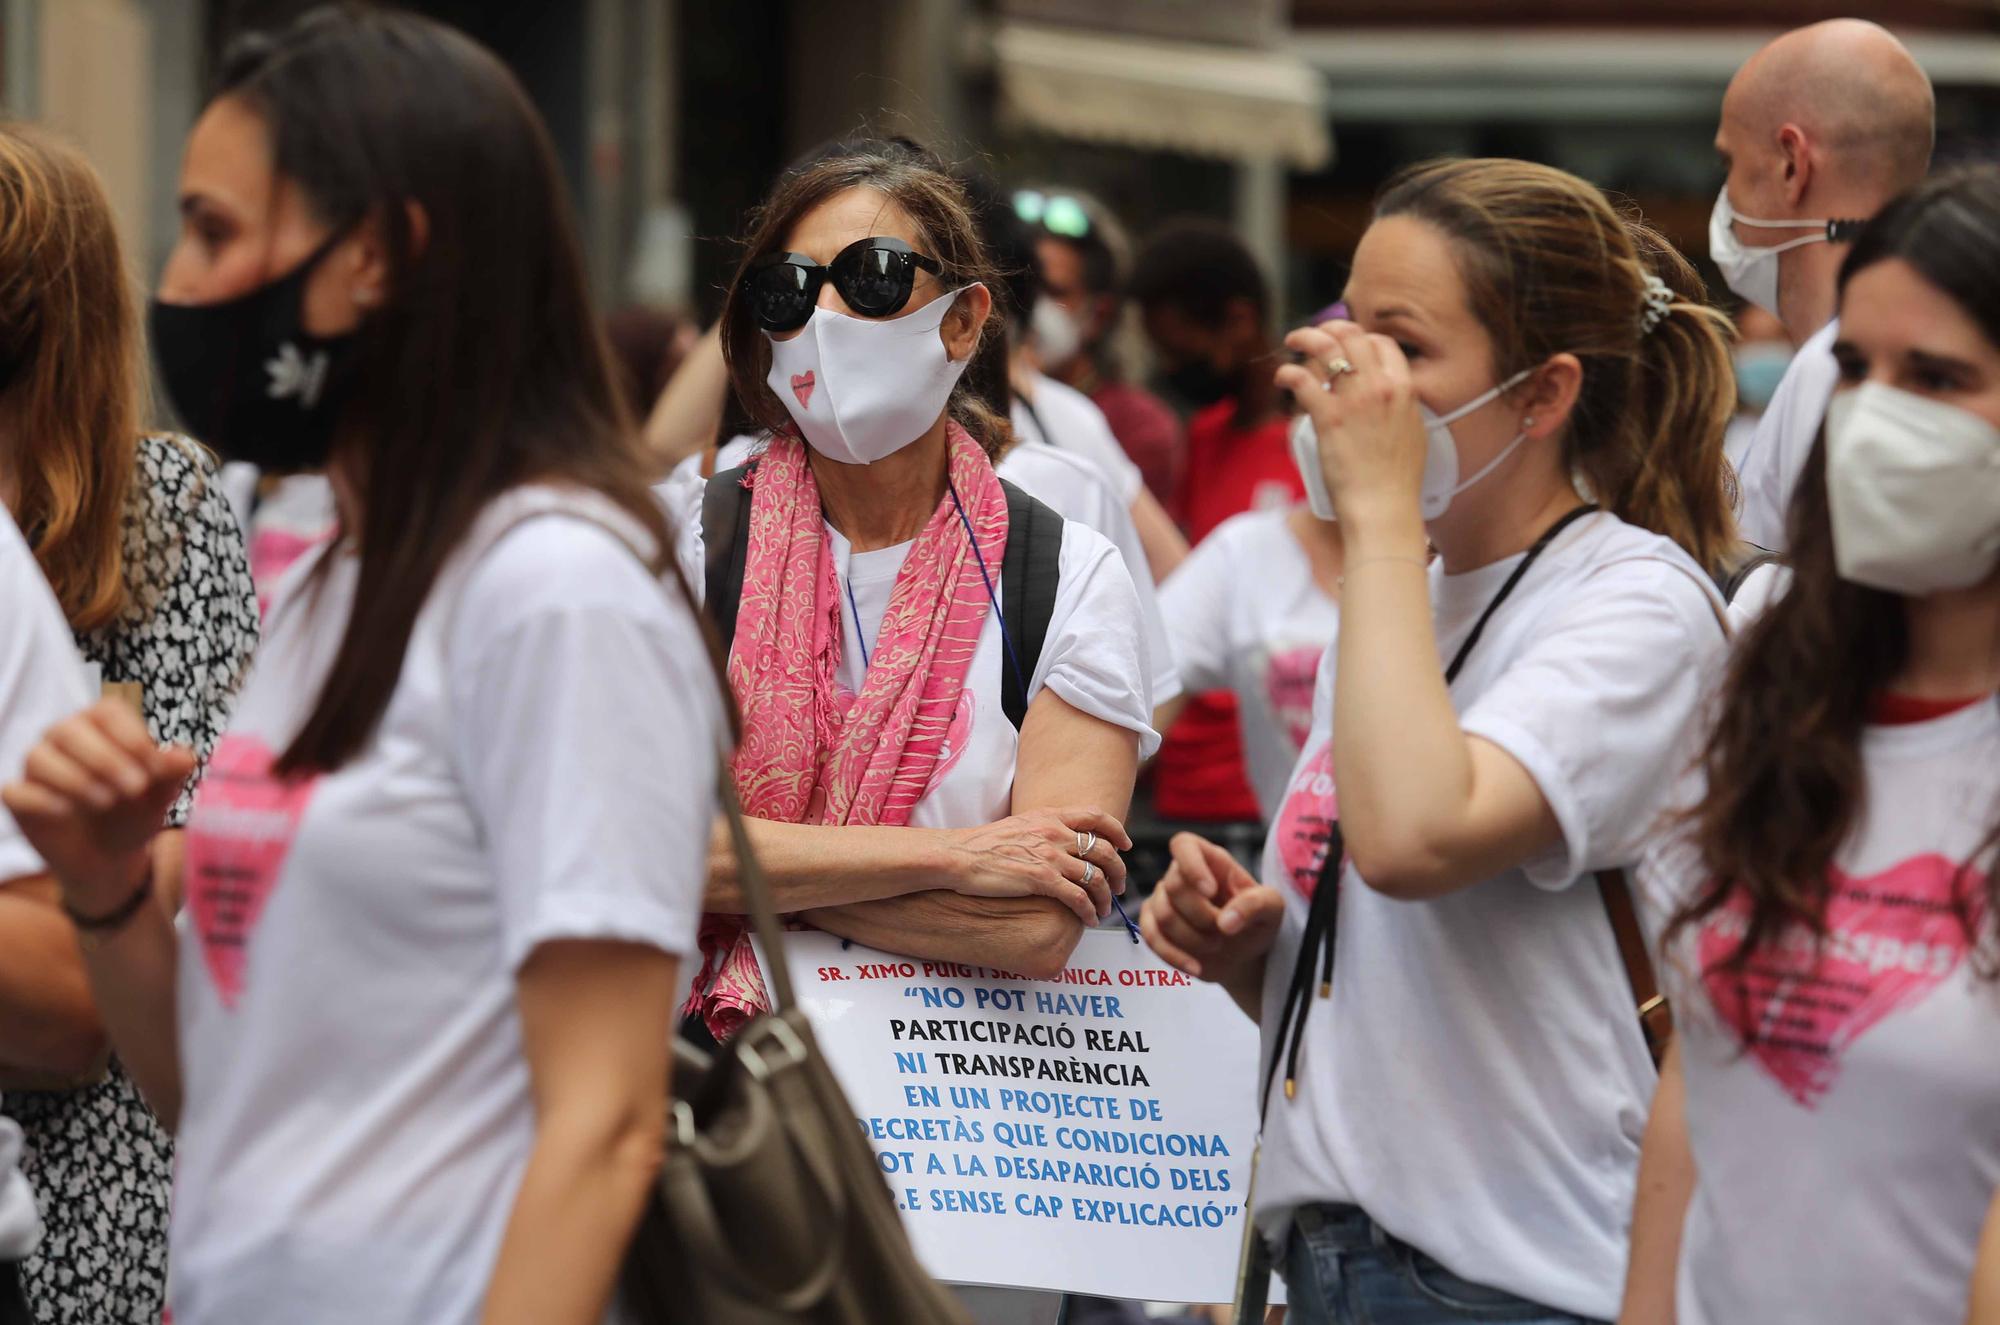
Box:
[1626,166,2000,1325]
[1138,157,1735,1323]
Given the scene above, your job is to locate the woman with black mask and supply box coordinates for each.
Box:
[4,10,725,1323]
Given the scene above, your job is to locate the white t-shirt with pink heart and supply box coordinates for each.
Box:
[1251,511,1729,1321]
[171,486,725,1325]
[1159,508,1336,820]
[1637,697,2000,1325]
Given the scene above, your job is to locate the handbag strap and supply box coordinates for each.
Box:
[716,771,797,1011]
[1596,867,1672,1065]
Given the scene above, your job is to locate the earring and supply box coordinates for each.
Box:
[1523,416,1536,429]
[354,288,379,308]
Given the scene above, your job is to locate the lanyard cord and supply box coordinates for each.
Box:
[948,476,1141,943]
[845,576,872,672]
[1261,503,1600,1117]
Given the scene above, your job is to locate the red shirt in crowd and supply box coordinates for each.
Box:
[1089,379,1184,511]
[1155,401,1306,823]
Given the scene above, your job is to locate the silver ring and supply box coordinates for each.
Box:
[1324,357,1357,379]
[1083,831,1097,857]
[1075,830,1089,857]
[1081,862,1097,888]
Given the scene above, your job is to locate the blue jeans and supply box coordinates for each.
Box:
[1282,1205,1602,1325]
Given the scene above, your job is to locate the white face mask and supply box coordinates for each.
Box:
[1029,296,1082,368]
[1285,368,1534,523]
[1826,382,2000,595]
[1421,369,1537,521]
[1708,186,1846,320]
[764,288,971,466]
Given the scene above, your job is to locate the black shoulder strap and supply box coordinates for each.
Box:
[1716,540,1779,606]
[700,463,755,654]
[1000,479,1063,731]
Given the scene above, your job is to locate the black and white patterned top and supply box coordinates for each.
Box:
[7,434,258,1325]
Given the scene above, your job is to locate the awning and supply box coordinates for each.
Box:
[988,21,1333,170]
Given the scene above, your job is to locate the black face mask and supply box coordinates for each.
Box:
[1165,357,1233,407]
[149,232,362,474]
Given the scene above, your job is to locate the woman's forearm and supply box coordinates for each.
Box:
[73,844,185,1127]
[1621,1041,1693,1325]
[805,893,1083,981]
[0,878,106,1082]
[704,815,957,913]
[479,1105,662,1325]
[1130,489,1189,583]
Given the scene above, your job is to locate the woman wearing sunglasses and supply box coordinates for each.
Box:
[2,10,723,1323]
[679,137,1156,1051]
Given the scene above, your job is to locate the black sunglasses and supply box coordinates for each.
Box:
[745,236,944,333]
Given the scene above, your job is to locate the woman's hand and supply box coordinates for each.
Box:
[943,807,1131,925]
[1273,320,1427,530]
[2,698,193,910]
[1140,832,1285,1002]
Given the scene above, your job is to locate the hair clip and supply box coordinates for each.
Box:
[1639,274,1674,336]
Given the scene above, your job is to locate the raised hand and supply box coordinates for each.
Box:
[1140,831,1285,992]
[2,698,192,910]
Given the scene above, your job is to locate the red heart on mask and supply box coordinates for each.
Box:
[185,735,319,1010]
[1698,853,1984,1109]
[791,371,816,409]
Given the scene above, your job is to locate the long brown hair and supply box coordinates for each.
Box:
[1376,158,1738,572]
[0,124,141,631]
[215,8,686,774]
[719,135,1013,458]
[1674,167,2000,978]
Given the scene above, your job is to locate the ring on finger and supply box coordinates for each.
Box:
[1083,830,1097,857]
[1081,862,1097,888]
[1324,356,1357,380]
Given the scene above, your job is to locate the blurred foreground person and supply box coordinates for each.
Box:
[4,9,725,1322]
[1143,159,1737,1324]
[0,125,255,1325]
[1627,167,2000,1325]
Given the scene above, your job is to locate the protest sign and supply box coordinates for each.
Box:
[758,930,1272,1303]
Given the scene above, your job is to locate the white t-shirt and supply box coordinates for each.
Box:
[172,486,724,1325]
[1159,509,1337,819]
[1734,318,1840,551]
[1637,699,2000,1325]
[0,509,92,1261]
[1252,511,1728,1320]
[997,441,1180,706]
[1010,371,1146,506]
[672,482,1158,831]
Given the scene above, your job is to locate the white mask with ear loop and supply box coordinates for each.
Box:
[1287,367,1536,522]
[1709,187,1862,320]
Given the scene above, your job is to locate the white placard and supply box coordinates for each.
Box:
[758,930,1274,1304]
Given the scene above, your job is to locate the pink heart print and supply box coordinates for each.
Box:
[185,735,318,1010]
[791,371,816,409]
[1698,853,1984,1109]
[1263,644,1324,751]
[1274,741,1340,900]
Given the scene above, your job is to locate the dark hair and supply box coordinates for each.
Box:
[604,305,693,421]
[719,135,1012,458]
[1126,217,1269,326]
[1030,189,1123,299]
[1674,166,2000,985]
[1375,158,1738,572]
[960,169,1038,329]
[217,7,696,773]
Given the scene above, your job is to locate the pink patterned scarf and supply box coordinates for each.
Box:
[684,423,1007,1038]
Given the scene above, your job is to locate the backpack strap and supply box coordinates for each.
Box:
[699,463,756,654]
[1000,479,1064,731]
[1596,867,1672,1067]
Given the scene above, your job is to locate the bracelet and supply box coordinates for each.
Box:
[63,871,154,934]
[1336,554,1430,590]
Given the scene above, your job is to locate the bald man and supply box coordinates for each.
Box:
[1713,18,1933,550]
